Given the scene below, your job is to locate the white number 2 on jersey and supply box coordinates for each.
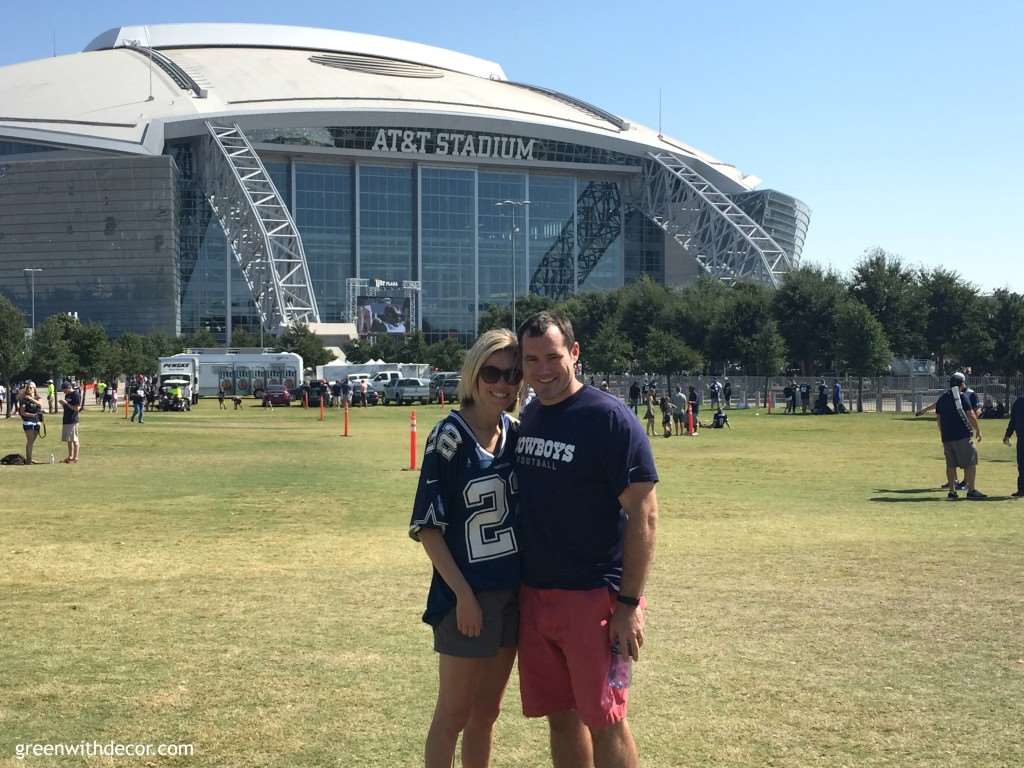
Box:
[463,474,518,563]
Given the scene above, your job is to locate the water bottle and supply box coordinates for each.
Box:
[48,452,55,465]
[608,642,632,690]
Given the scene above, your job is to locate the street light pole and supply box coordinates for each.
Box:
[495,200,530,331]
[23,268,42,334]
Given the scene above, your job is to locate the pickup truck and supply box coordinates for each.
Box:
[382,378,430,405]
[429,375,461,404]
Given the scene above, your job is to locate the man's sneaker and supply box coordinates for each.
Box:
[966,489,988,500]
[956,481,968,491]
[947,491,959,501]
[1012,491,1024,498]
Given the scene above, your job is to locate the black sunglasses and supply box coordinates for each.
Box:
[479,366,523,385]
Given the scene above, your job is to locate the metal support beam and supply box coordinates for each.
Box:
[640,152,793,287]
[199,121,320,332]
[530,181,622,300]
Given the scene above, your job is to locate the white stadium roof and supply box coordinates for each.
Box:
[84,23,509,81]
[0,23,761,191]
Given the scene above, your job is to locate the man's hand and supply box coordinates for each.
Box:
[455,589,483,638]
[1004,436,1012,446]
[975,432,983,443]
[609,603,645,662]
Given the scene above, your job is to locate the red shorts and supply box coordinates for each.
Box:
[518,585,633,729]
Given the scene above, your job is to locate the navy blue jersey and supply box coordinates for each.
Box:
[935,389,973,443]
[409,411,520,625]
[516,385,658,591]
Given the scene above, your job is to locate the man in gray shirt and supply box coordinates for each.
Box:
[671,385,687,436]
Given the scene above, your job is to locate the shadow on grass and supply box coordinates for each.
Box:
[873,488,939,494]
[869,496,945,503]
[870,495,1017,503]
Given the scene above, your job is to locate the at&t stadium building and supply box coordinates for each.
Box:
[0,23,809,342]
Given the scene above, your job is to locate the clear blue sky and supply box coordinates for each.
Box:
[4,1,1022,292]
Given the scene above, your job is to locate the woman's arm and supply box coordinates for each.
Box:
[417,528,483,637]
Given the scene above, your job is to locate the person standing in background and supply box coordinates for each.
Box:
[1003,392,1024,498]
[59,380,82,462]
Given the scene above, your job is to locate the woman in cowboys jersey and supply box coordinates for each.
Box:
[410,329,522,768]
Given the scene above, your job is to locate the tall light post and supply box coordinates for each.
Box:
[23,268,42,335]
[495,200,529,331]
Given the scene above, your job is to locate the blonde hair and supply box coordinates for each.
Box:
[458,329,519,411]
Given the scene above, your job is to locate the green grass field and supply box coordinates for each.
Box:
[1,401,1021,767]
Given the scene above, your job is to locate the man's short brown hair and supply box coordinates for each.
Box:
[517,310,576,350]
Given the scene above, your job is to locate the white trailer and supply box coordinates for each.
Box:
[161,352,304,397]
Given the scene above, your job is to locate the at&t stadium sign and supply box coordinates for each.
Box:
[371,128,536,160]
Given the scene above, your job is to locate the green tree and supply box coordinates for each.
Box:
[342,340,371,364]
[561,291,621,351]
[181,328,217,349]
[27,315,76,383]
[849,248,926,357]
[987,290,1024,377]
[364,334,401,362]
[836,300,892,412]
[477,293,557,334]
[397,331,431,364]
[919,268,983,372]
[114,332,155,377]
[638,328,702,390]
[671,276,735,367]
[68,322,112,380]
[583,318,634,375]
[0,296,29,415]
[748,320,788,406]
[708,283,775,372]
[276,323,333,370]
[427,338,465,372]
[773,266,847,374]
[144,333,184,362]
[229,327,261,348]
[617,276,672,353]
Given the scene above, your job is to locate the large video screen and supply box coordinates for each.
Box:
[356,296,410,336]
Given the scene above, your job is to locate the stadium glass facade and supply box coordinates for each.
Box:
[169,135,659,343]
[0,25,811,344]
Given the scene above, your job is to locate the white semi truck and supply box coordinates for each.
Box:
[159,351,304,397]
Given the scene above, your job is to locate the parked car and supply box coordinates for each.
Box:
[261,384,292,406]
[351,385,380,406]
[383,378,430,405]
[292,381,330,406]
[430,375,461,403]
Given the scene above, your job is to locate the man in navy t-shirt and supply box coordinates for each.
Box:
[935,372,985,500]
[1003,394,1024,497]
[515,310,659,767]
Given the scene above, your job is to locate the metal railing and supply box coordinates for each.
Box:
[588,374,1024,414]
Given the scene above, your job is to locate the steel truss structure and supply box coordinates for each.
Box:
[530,181,622,299]
[640,151,792,287]
[198,122,320,332]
